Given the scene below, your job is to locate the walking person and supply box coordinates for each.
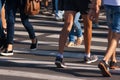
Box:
[55,0,98,68]
[0,0,37,56]
[89,0,120,77]
[0,0,6,50]
[66,12,83,47]
[52,0,64,21]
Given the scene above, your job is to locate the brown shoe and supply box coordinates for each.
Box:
[75,36,83,46]
[110,61,119,69]
[66,42,74,47]
[98,60,112,77]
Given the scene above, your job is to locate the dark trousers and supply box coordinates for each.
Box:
[5,0,36,44]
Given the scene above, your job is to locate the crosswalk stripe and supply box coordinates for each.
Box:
[13,49,120,61]
[1,56,120,70]
[0,56,120,80]
[0,56,96,80]
[0,69,82,80]
[14,40,120,52]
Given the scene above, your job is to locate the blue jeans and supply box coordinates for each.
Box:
[55,0,64,19]
[105,5,120,33]
[5,0,36,44]
[0,0,5,38]
[69,12,82,42]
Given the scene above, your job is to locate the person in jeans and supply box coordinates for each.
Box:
[0,0,6,49]
[89,0,120,77]
[66,12,83,47]
[55,0,98,68]
[52,0,64,21]
[0,0,37,56]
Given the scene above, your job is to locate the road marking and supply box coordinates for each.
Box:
[14,39,120,52]
[0,69,82,80]
[0,56,120,70]
[0,57,97,69]
[13,49,120,61]
[0,56,120,80]
[0,56,97,80]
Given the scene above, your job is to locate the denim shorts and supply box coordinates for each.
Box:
[105,5,120,33]
[63,0,91,14]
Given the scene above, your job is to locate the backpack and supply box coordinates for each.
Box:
[24,0,40,15]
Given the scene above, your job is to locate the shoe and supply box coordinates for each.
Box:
[55,17,63,21]
[75,36,83,46]
[66,42,74,47]
[84,55,98,63]
[110,61,119,69]
[55,56,67,68]
[0,49,13,56]
[30,39,38,50]
[98,60,112,77]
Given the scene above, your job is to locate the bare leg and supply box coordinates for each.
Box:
[58,11,76,54]
[43,0,49,8]
[82,14,92,55]
[103,32,119,62]
[55,11,76,68]
[107,29,117,63]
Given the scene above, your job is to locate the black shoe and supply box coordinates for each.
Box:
[0,49,13,56]
[55,56,67,68]
[84,55,98,63]
[98,60,112,77]
[30,39,38,50]
[110,61,119,69]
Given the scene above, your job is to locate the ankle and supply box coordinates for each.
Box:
[103,60,109,64]
[7,44,13,51]
[31,38,37,44]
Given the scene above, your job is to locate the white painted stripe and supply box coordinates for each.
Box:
[14,31,44,36]
[15,24,62,31]
[15,23,108,34]
[92,30,108,34]
[0,69,82,80]
[0,56,97,70]
[0,56,120,79]
[46,34,108,42]
[0,56,100,70]
[14,32,108,43]
[1,56,120,69]
[17,40,120,52]
[15,17,64,25]
[13,49,120,60]
[0,56,96,80]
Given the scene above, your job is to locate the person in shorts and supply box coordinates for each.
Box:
[89,0,120,77]
[55,0,98,68]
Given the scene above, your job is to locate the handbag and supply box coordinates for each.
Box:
[24,0,40,15]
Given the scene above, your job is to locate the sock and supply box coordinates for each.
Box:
[57,53,63,58]
[85,53,91,58]
[103,60,108,64]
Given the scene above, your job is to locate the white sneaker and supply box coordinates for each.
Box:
[0,50,13,56]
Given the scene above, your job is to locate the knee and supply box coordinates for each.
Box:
[65,22,73,32]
